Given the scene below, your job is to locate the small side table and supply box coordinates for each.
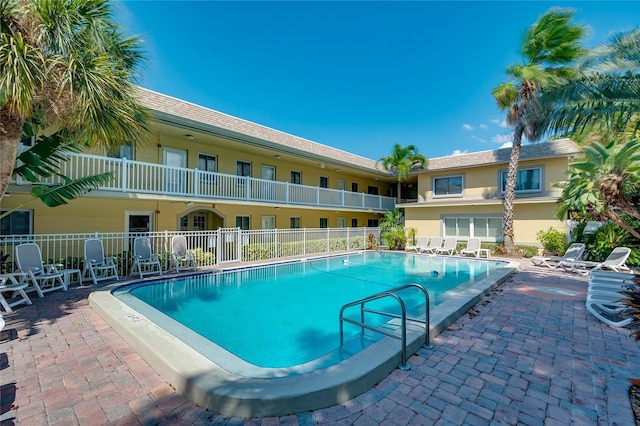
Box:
[478,249,491,259]
[62,269,82,287]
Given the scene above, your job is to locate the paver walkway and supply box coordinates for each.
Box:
[1,259,639,425]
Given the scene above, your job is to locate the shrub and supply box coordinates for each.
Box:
[516,245,539,258]
[584,221,640,266]
[536,227,567,255]
[366,234,379,250]
[381,228,406,250]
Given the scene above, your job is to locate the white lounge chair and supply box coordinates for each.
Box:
[15,243,67,297]
[83,239,119,285]
[420,236,442,254]
[406,236,429,253]
[562,247,631,275]
[586,289,633,327]
[131,237,163,278]
[435,237,458,255]
[0,272,32,313]
[460,238,482,258]
[170,236,196,272]
[531,243,586,268]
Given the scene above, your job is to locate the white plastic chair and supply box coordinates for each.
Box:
[171,236,196,272]
[562,247,631,275]
[531,243,586,268]
[15,243,67,297]
[460,238,482,258]
[406,236,429,253]
[83,239,119,285]
[435,237,458,255]
[131,237,163,278]
[0,272,32,313]
[420,236,442,254]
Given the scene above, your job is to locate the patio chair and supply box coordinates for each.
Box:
[561,247,631,275]
[14,243,67,297]
[419,236,442,254]
[586,288,632,327]
[0,272,32,313]
[170,235,196,272]
[460,238,482,258]
[531,243,586,268]
[83,239,119,285]
[435,237,458,255]
[406,236,429,253]
[588,270,638,293]
[131,237,163,278]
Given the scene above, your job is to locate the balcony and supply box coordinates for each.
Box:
[12,153,396,212]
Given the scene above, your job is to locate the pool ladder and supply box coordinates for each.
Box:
[339,283,433,371]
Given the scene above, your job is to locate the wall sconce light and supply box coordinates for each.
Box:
[320,163,325,169]
[334,168,339,172]
[185,201,194,207]
[185,134,194,140]
[274,155,281,159]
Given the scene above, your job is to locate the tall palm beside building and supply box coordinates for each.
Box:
[378,143,427,203]
[491,8,587,254]
[0,0,150,199]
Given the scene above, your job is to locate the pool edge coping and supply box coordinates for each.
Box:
[88,254,518,417]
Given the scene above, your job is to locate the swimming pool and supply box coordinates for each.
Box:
[90,251,516,417]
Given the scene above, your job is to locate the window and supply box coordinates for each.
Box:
[291,171,301,184]
[337,217,346,228]
[107,143,134,160]
[0,210,32,235]
[367,186,379,195]
[290,217,301,229]
[320,176,328,188]
[236,161,251,177]
[352,182,359,192]
[261,215,275,229]
[442,216,503,241]
[367,219,379,227]
[351,218,358,227]
[434,175,463,196]
[198,154,217,172]
[338,179,347,191]
[319,218,328,228]
[500,167,541,192]
[236,216,250,230]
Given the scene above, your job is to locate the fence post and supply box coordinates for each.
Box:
[303,228,307,255]
[194,168,200,197]
[347,227,350,251]
[216,228,221,265]
[326,228,330,252]
[274,228,278,259]
[121,157,128,192]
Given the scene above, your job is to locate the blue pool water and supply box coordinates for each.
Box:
[116,252,502,370]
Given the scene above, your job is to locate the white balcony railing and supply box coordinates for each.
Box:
[15,153,395,211]
[0,227,381,275]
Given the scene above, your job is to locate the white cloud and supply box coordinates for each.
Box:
[480,124,488,129]
[471,135,488,143]
[451,149,468,156]
[490,118,508,128]
[462,124,474,131]
[492,134,512,147]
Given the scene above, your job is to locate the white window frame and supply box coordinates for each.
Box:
[338,179,347,191]
[433,174,464,197]
[337,217,346,228]
[261,215,276,230]
[236,215,250,230]
[319,217,328,228]
[500,167,542,193]
[441,215,503,242]
[320,176,329,188]
[290,217,301,229]
[236,160,252,177]
[108,142,134,160]
[198,153,217,172]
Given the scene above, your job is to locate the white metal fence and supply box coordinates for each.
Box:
[0,227,381,276]
[12,152,395,211]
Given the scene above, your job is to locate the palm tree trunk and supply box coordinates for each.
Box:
[0,108,24,198]
[397,181,402,203]
[502,123,524,254]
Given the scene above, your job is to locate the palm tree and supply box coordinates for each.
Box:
[378,143,427,203]
[491,8,587,254]
[542,29,640,141]
[556,139,640,240]
[0,0,150,199]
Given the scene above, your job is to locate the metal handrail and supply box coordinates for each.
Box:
[339,283,432,371]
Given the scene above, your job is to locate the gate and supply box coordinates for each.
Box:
[216,227,242,263]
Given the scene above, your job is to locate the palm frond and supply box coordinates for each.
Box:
[12,131,80,182]
[30,172,113,207]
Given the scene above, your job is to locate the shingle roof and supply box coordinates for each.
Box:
[136,87,384,173]
[422,139,582,172]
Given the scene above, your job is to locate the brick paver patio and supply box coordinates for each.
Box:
[1,259,639,425]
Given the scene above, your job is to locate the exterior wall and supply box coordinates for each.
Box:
[405,202,566,246]
[0,193,379,235]
[417,157,570,202]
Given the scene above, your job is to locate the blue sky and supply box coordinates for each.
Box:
[116,1,638,160]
